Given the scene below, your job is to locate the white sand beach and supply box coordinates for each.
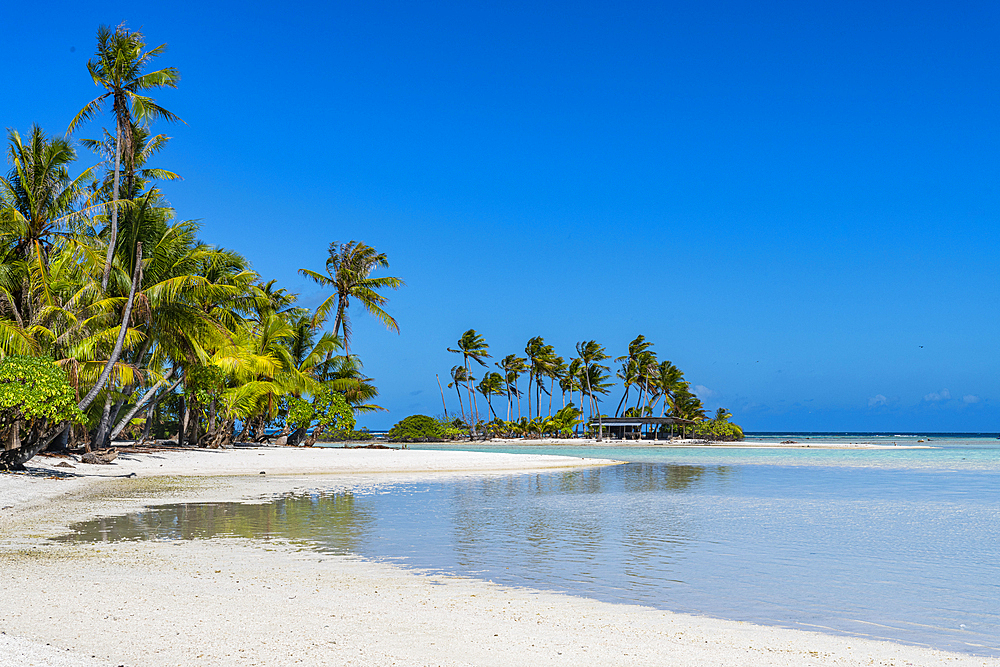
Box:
[1,446,995,667]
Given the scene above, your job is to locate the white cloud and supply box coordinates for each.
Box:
[693,385,716,399]
[868,394,888,407]
[963,394,981,404]
[923,389,951,402]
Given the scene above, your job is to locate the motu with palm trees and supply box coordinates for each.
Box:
[0,24,402,469]
[437,330,740,442]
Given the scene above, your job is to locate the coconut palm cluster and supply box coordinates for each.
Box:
[0,24,401,469]
[440,330,724,440]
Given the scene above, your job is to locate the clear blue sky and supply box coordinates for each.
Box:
[5,0,999,431]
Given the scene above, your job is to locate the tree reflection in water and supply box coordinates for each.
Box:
[54,491,375,554]
[54,463,732,608]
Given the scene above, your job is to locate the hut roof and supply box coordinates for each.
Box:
[591,416,698,426]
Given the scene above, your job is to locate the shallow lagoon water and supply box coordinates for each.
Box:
[56,435,1000,656]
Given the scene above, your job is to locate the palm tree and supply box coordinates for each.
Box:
[614,335,654,417]
[69,23,182,290]
[447,365,470,424]
[321,354,386,414]
[650,360,685,417]
[670,384,707,433]
[447,329,490,428]
[714,407,732,422]
[575,340,610,441]
[476,371,505,421]
[1,126,95,328]
[496,354,527,421]
[542,350,565,417]
[298,240,403,354]
[524,336,545,419]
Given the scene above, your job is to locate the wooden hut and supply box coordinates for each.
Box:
[590,416,698,440]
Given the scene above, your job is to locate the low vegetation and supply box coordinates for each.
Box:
[387,415,446,442]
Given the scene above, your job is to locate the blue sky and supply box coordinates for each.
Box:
[4,0,999,431]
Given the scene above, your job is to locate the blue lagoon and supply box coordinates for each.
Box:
[56,434,1000,656]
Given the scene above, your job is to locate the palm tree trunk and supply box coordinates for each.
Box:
[112,372,182,441]
[465,359,479,431]
[615,387,630,417]
[332,295,347,353]
[527,370,532,421]
[78,242,143,412]
[436,374,448,419]
[93,394,114,449]
[178,396,190,447]
[515,377,522,420]
[101,122,123,291]
[535,373,543,418]
[454,384,466,424]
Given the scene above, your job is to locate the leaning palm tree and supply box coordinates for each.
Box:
[299,240,403,354]
[447,330,490,428]
[447,365,470,424]
[476,371,506,421]
[69,22,182,290]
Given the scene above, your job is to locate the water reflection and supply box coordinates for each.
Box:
[50,461,1000,656]
[55,491,375,554]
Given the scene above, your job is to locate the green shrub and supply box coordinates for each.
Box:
[0,356,84,433]
[689,420,744,442]
[387,415,446,442]
[287,383,356,443]
[0,356,84,468]
[327,427,375,442]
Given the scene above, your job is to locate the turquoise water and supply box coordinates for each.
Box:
[55,434,1000,656]
[413,433,1000,471]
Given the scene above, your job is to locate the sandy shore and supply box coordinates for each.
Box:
[1,447,995,667]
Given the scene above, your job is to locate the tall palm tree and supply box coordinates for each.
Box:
[575,340,610,441]
[542,350,565,417]
[614,335,653,417]
[299,240,403,354]
[564,357,585,432]
[496,354,527,421]
[524,336,545,420]
[69,23,182,290]
[650,360,685,417]
[447,329,490,427]
[1,126,95,328]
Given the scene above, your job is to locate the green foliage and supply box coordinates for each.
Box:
[184,364,226,406]
[0,356,84,431]
[326,427,375,442]
[287,383,356,438]
[689,420,744,442]
[442,417,468,439]
[387,414,446,442]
